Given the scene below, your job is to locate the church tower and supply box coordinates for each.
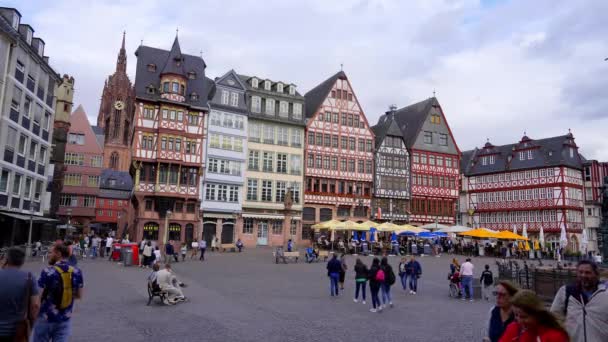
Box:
[97,32,135,171]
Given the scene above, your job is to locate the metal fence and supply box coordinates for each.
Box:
[496,260,577,302]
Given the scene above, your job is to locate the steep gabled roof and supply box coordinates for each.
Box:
[160,36,185,76]
[392,97,436,148]
[304,71,346,119]
[372,110,406,147]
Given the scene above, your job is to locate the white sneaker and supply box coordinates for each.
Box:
[469,299,474,302]
[389,302,393,307]
[362,300,366,304]
[378,306,383,312]
[413,291,417,295]
[370,308,377,313]
[354,299,358,303]
[409,290,414,295]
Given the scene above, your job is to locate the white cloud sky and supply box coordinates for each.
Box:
[8,0,608,159]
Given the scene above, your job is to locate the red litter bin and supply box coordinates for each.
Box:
[122,243,139,266]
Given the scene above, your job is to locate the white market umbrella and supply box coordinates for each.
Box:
[522,224,528,239]
[581,229,589,253]
[420,223,450,231]
[559,224,568,248]
[437,225,471,233]
[539,225,545,249]
[512,224,518,235]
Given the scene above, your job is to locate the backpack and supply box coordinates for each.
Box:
[386,267,396,285]
[375,269,385,282]
[44,266,74,310]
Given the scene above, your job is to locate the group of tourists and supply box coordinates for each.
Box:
[326,254,424,313]
[0,243,84,342]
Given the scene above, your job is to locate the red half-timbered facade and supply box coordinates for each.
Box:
[129,36,214,244]
[303,71,374,230]
[462,133,585,251]
[393,97,460,225]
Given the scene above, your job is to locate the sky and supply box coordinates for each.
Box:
[8,0,608,160]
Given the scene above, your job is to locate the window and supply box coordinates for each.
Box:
[277,83,283,93]
[340,159,347,172]
[59,194,78,207]
[276,181,287,202]
[243,219,254,234]
[430,114,441,124]
[23,177,32,198]
[262,180,273,201]
[272,221,283,235]
[324,134,331,147]
[64,174,82,186]
[251,78,259,88]
[519,151,525,161]
[423,131,433,144]
[293,103,302,120]
[290,220,297,236]
[12,173,22,195]
[265,98,275,115]
[358,138,365,152]
[248,150,260,170]
[217,185,228,201]
[172,82,179,93]
[11,86,22,112]
[34,180,42,201]
[307,153,314,168]
[263,125,274,144]
[68,133,85,145]
[276,153,287,173]
[366,139,373,152]
[263,152,274,172]
[0,170,10,193]
[247,179,258,201]
[252,96,261,113]
[65,152,84,166]
[277,127,289,145]
[205,184,216,201]
[290,155,301,175]
[290,182,301,204]
[439,134,448,146]
[349,137,356,150]
[279,101,288,117]
[28,140,37,160]
[17,134,27,155]
[264,80,271,90]
[230,92,239,107]
[84,196,96,208]
[187,112,199,125]
[291,129,302,147]
[527,150,533,160]
[348,159,355,172]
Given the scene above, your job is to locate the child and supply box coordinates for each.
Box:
[153,246,161,265]
[479,264,494,301]
[180,244,187,261]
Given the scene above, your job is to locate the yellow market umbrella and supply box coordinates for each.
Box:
[533,240,540,250]
[358,220,378,230]
[458,228,499,239]
[377,222,402,232]
[524,241,531,251]
[396,224,428,234]
[311,219,340,230]
[495,230,529,241]
[517,241,524,249]
[331,220,367,231]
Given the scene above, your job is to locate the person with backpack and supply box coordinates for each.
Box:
[33,243,84,342]
[406,256,422,295]
[480,264,494,301]
[368,258,383,313]
[326,254,342,297]
[380,257,395,308]
[353,258,368,304]
[550,260,608,342]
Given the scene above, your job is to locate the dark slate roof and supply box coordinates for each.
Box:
[392,97,436,148]
[99,169,133,191]
[91,125,105,146]
[461,134,583,176]
[134,39,214,110]
[304,71,346,119]
[371,110,406,147]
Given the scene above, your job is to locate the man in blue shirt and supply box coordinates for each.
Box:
[33,243,84,342]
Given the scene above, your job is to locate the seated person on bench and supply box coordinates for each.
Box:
[305,247,318,263]
[236,239,244,252]
[275,246,287,263]
[287,239,294,252]
[156,263,186,305]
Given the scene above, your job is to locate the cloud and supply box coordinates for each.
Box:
[7,0,608,160]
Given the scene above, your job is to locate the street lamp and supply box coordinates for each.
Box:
[163,210,172,244]
[26,206,35,259]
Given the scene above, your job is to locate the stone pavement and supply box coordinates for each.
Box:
[23,249,513,342]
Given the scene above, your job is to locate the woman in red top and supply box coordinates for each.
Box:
[499,290,568,342]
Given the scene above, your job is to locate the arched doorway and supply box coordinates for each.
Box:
[185,224,194,244]
[221,219,234,244]
[203,219,216,246]
[168,223,181,241]
[143,222,159,240]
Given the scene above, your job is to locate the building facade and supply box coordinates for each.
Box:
[393,97,460,225]
[200,70,248,246]
[303,71,375,236]
[130,37,214,244]
[371,107,410,222]
[97,33,135,171]
[461,133,585,251]
[582,159,608,253]
[239,74,305,247]
[49,74,75,218]
[57,106,104,232]
[0,7,61,245]
[95,169,132,235]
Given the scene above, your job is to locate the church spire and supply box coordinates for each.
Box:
[116,31,127,73]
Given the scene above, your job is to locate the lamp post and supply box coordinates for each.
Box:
[26,206,35,258]
[163,210,172,244]
[66,208,72,239]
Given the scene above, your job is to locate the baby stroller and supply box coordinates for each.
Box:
[448,271,462,298]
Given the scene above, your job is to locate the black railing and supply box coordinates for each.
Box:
[496,260,577,302]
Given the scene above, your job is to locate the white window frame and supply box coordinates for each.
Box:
[264,80,271,91]
[230,92,239,107]
[221,90,229,105]
[277,83,283,93]
[251,78,258,88]
[265,98,275,115]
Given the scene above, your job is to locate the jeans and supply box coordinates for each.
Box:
[329,273,340,296]
[482,284,492,300]
[409,275,418,292]
[355,281,366,300]
[461,276,473,299]
[381,284,392,304]
[91,246,98,259]
[32,320,72,342]
[400,273,408,290]
[199,248,206,261]
[370,285,381,309]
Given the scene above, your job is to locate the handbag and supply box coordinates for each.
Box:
[13,272,33,342]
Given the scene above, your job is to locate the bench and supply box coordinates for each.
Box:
[272,251,300,264]
[147,281,167,305]
[318,250,329,262]
[221,244,236,252]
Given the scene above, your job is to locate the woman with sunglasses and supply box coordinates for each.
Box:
[499,290,568,342]
[483,281,518,342]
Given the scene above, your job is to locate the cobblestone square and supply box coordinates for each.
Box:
[24,249,504,342]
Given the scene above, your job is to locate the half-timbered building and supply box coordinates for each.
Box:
[371,107,410,222]
[201,70,249,247]
[303,71,375,236]
[393,97,460,225]
[461,133,585,251]
[239,74,305,247]
[129,36,214,244]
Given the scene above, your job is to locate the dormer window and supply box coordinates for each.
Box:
[162,82,169,93]
[187,71,196,80]
[190,92,199,101]
[489,155,495,164]
[527,150,533,160]
[11,12,20,29]
[519,151,525,161]
[482,156,487,166]
[289,85,295,95]
[277,83,283,93]
[147,64,156,72]
[252,78,258,88]
[264,80,271,91]
[146,85,156,94]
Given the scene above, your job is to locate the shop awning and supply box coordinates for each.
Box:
[203,213,237,219]
[242,213,285,220]
[0,211,58,222]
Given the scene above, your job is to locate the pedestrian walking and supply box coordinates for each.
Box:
[211,236,218,252]
[398,257,408,291]
[199,239,207,261]
[480,264,494,301]
[33,243,84,342]
[190,240,199,259]
[380,257,395,308]
[339,254,347,290]
[499,290,568,342]
[180,244,187,262]
[460,258,475,301]
[483,280,518,342]
[550,260,607,342]
[406,256,422,295]
[368,258,384,313]
[105,235,114,260]
[153,246,161,265]
[326,254,342,297]
[90,235,99,259]
[142,241,153,268]
[353,258,368,304]
[165,241,177,264]
[0,247,40,341]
